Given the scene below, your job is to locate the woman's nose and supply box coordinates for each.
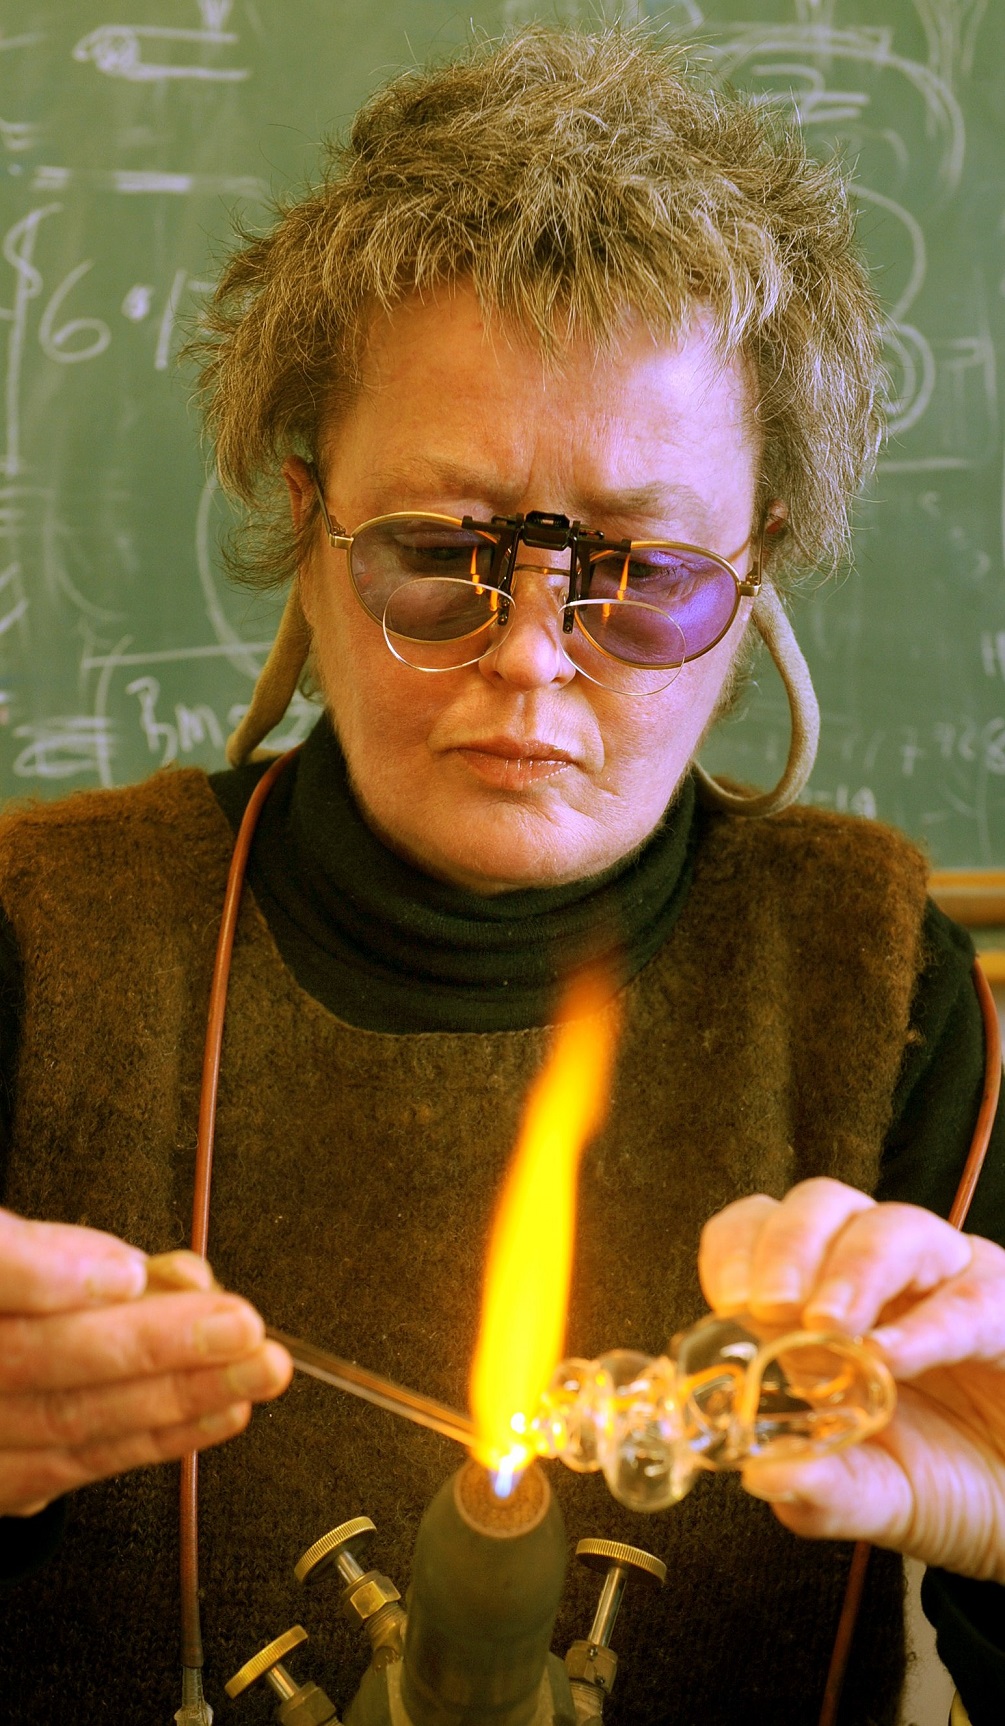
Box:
[477,561,576,690]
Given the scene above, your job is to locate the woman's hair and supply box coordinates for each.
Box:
[191,25,885,590]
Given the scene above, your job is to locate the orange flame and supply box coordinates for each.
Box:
[470,972,619,1491]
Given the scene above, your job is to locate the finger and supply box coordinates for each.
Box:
[0,1208,147,1313]
[699,1194,779,1312]
[869,1235,1005,1378]
[738,1387,1005,1579]
[0,1401,253,1514]
[802,1202,973,1337]
[0,1291,265,1393]
[699,1181,874,1318]
[145,1252,220,1295]
[0,1340,291,1449]
[745,1179,875,1321]
[740,1445,913,1545]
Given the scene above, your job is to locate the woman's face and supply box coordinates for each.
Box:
[291,287,762,893]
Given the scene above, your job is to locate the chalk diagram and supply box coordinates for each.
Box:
[692,5,1004,861]
[72,0,249,86]
[0,1,315,786]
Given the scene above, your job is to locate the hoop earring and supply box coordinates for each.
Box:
[226,583,311,767]
[693,583,820,818]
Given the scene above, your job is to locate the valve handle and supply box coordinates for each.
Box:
[575,1539,667,1588]
[566,1539,667,1711]
[575,1539,666,1654]
[295,1515,406,1669]
[225,1625,308,1699]
[296,1516,375,1584]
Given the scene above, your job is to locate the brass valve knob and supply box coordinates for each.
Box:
[565,1540,666,1719]
[295,1516,376,1585]
[225,1625,340,1725]
[296,1516,406,1669]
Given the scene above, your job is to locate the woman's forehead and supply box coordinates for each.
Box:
[353,283,749,403]
[329,287,759,526]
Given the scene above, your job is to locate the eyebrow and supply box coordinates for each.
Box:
[368,457,712,533]
[574,481,712,533]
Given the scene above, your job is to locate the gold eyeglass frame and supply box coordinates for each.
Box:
[308,464,764,670]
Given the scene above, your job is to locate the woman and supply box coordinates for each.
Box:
[0,28,1003,1726]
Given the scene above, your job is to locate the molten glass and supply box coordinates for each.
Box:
[525,1312,896,1512]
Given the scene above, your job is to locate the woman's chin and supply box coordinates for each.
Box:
[401,809,617,895]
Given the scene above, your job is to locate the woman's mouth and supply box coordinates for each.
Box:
[451,737,577,789]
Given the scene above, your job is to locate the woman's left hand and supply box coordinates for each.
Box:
[698,1177,1005,1582]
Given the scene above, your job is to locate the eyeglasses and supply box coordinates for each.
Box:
[310,468,762,696]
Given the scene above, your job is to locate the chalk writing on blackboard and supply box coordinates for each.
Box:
[12,717,114,782]
[73,23,248,85]
[31,167,267,199]
[1,204,112,478]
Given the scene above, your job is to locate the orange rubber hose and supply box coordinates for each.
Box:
[180,748,300,1673]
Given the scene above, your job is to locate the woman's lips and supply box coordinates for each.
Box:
[451,737,578,790]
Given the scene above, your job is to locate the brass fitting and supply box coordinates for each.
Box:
[343,1570,406,1666]
[565,1641,618,1692]
[344,1570,400,1625]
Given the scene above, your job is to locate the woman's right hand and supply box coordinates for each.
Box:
[0,1207,291,1518]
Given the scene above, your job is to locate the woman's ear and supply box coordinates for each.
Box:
[763,498,789,538]
[282,455,314,532]
[282,456,321,627]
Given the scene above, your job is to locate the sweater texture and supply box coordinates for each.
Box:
[0,764,933,1725]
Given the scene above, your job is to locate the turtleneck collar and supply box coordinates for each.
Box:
[210,714,700,1032]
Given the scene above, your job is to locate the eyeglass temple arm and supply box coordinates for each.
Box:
[736,522,770,598]
[746,511,789,592]
[308,462,352,550]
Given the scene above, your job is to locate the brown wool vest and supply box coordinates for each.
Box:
[0,769,930,1726]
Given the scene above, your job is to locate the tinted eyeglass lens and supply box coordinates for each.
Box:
[566,600,685,694]
[585,547,739,659]
[350,517,500,624]
[570,596,682,669]
[384,578,507,669]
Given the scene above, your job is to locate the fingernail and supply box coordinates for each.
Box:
[194,1306,260,1359]
[85,1251,148,1303]
[226,1348,284,1398]
[805,1281,857,1324]
[198,1403,249,1436]
[754,1276,802,1308]
[146,1251,217,1293]
[744,1481,798,1505]
[867,1325,902,1356]
[717,1270,750,1310]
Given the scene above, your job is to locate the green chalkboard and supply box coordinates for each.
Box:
[1,1,1003,864]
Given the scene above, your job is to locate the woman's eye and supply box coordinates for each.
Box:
[394,537,478,570]
[629,555,699,587]
[591,553,702,592]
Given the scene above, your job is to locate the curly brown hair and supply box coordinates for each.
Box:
[190,25,884,590]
